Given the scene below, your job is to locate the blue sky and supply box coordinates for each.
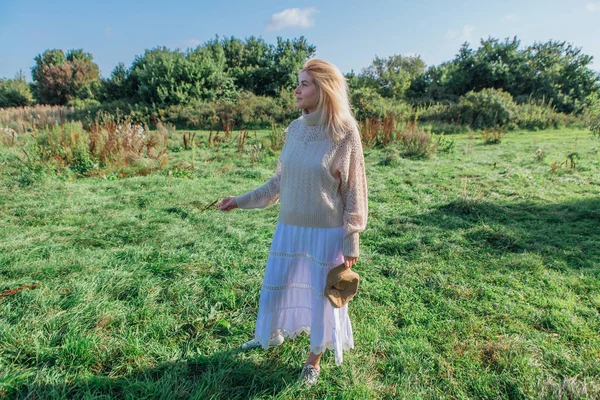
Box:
[1,0,599,80]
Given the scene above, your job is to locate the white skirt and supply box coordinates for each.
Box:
[253,221,354,364]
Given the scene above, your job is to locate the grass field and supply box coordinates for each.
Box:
[1,127,599,399]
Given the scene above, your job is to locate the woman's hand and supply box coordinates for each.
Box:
[343,255,358,269]
[219,196,238,212]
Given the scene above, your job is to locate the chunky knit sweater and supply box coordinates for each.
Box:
[236,109,368,257]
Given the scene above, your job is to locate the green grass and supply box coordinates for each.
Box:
[1,128,599,399]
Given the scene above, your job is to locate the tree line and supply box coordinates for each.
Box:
[1,35,599,117]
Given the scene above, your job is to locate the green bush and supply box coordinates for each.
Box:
[458,88,518,130]
[350,88,413,121]
[591,114,600,137]
[399,123,439,159]
[416,98,579,132]
[71,101,156,128]
[162,91,298,130]
[514,100,577,130]
[416,103,460,125]
[0,73,35,108]
[66,98,101,109]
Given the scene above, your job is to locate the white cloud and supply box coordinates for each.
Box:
[266,8,317,31]
[445,25,474,41]
[586,2,600,12]
[503,13,518,22]
[184,39,202,48]
[105,26,112,37]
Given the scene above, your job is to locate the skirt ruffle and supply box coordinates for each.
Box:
[253,222,354,361]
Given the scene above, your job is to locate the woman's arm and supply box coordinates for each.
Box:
[338,131,368,258]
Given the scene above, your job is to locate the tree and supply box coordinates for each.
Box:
[0,70,35,108]
[268,37,316,96]
[359,54,426,99]
[66,49,101,101]
[525,40,599,113]
[99,62,132,103]
[407,37,600,113]
[31,49,101,105]
[127,45,236,107]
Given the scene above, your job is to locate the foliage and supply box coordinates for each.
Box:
[458,88,518,130]
[591,114,600,137]
[417,97,580,132]
[0,70,34,108]
[162,91,297,130]
[1,118,169,182]
[220,36,316,96]
[479,128,506,144]
[31,49,101,105]
[96,36,315,110]
[98,62,131,103]
[514,100,578,130]
[127,46,237,108]
[348,54,426,100]
[66,98,101,108]
[0,105,76,133]
[408,37,600,114]
[267,122,286,151]
[399,121,439,158]
[350,88,413,121]
[359,113,402,148]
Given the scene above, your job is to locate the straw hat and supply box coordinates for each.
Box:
[324,264,360,308]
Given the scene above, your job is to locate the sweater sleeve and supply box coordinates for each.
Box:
[235,144,284,210]
[338,131,368,257]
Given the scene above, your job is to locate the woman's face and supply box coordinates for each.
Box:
[295,71,319,113]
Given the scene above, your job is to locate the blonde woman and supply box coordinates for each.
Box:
[219,58,368,385]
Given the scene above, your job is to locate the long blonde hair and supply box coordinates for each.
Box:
[301,58,358,142]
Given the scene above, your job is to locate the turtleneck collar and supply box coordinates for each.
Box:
[302,108,322,126]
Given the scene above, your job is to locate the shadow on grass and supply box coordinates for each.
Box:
[5,347,303,399]
[381,197,600,270]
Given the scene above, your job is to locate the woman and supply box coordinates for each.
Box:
[219,58,368,385]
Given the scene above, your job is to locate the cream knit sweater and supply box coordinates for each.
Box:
[235,109,368,257]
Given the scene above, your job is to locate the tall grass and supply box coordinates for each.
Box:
[0,105,76,133]
[0,116,170,184]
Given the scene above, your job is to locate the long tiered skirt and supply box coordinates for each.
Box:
[253,221,354,364]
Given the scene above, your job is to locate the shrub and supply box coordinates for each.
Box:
[479,128,506,144]
[378,146,402,166]
[66,98,101,109]
[7,117,170,180]
[350,88,413,121]
[0,74,35,108]
[435,133,455,153]
[161,91,298,130]
[415,102,460,125]
[591,114,600,137]
[359,113,400,148]
[399,121,438,159]
[415,98,580,132]
[514,100,577,130]
[73,101,156,128]
[267,122,286,151]
[458,88,518,130]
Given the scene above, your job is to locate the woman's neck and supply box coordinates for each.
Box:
[302,108,322,126]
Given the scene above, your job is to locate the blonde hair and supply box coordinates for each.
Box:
[301,58,358,142]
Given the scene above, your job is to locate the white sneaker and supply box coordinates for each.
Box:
[299,364,320,385]
[240,334,284,350]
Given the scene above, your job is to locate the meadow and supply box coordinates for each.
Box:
[0,124,599,399]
